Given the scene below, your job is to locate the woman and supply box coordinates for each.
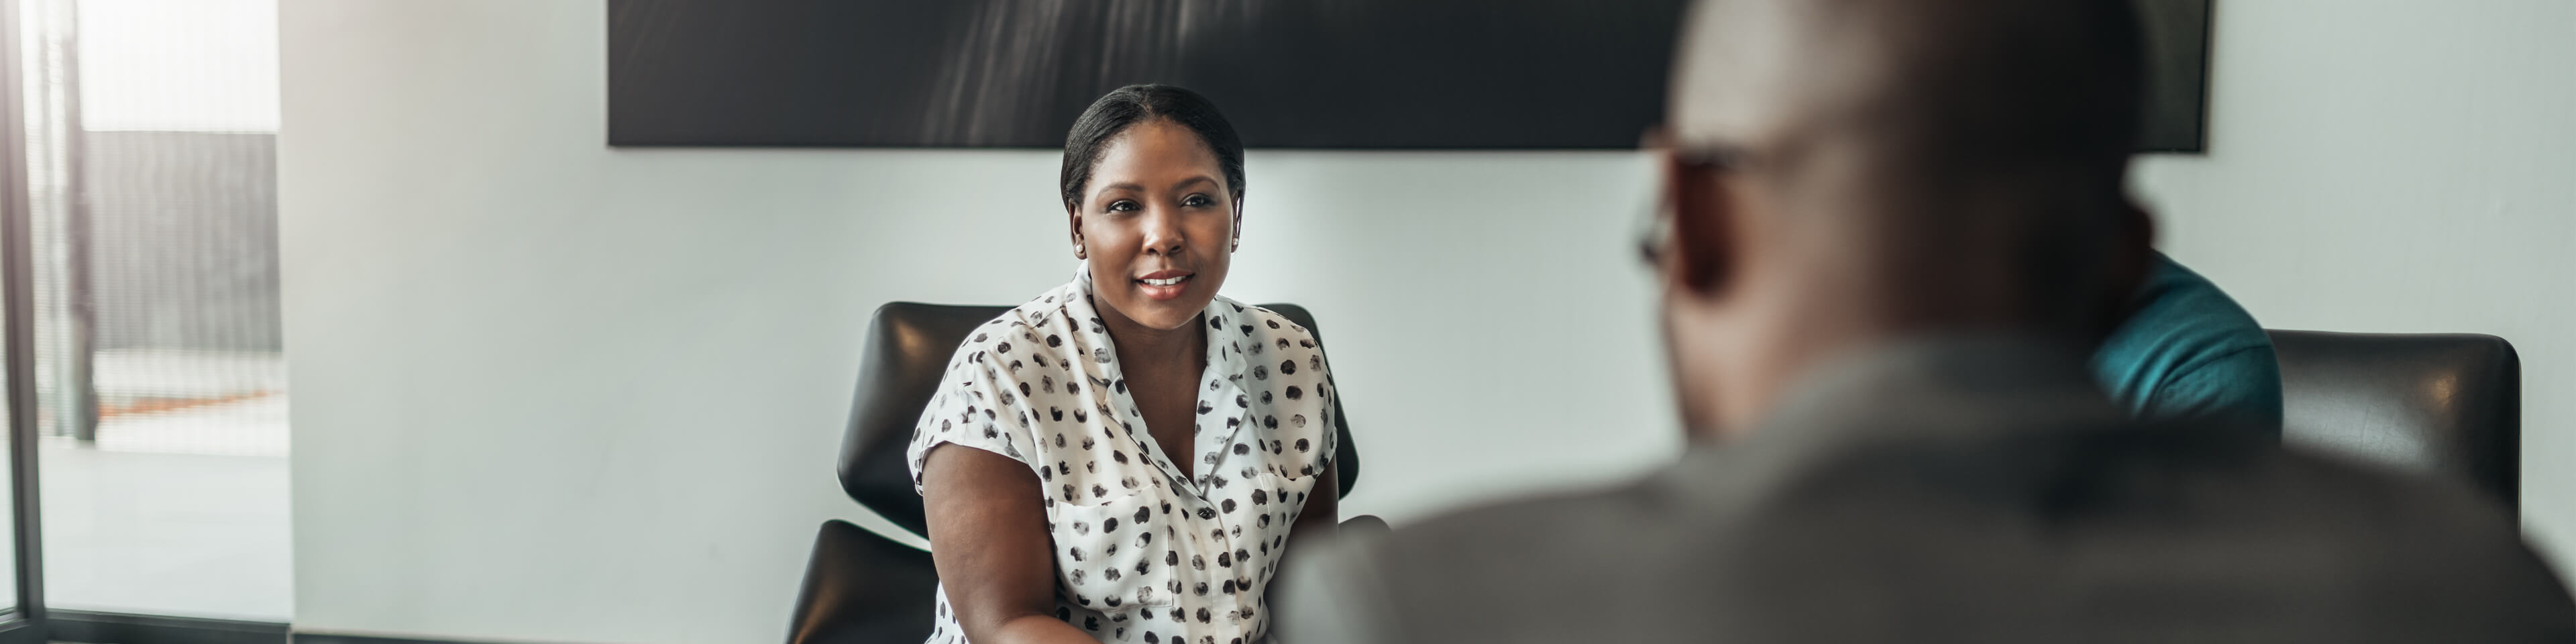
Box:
[907,84,1340,644]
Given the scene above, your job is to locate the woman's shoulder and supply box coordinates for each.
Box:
[936,285,1093,386]
[1224,301,1326,349]
[911,288,1092,472]
[1223,300,1330,378]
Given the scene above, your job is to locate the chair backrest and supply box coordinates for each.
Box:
[2267,330,2519,516]
[841,302,1362,537]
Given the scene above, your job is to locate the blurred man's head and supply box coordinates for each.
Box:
[1652,0,2155,439]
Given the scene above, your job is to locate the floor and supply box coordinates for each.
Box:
[36,437,291,621]
[26,351,292,620]
[0,353,292,624]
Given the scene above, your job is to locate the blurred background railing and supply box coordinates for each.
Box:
[23,0,284,459]
[12,0,290,621]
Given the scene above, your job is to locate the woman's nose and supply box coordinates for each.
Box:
[1139,209,1185,256]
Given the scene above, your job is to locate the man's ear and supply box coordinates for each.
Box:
[2115,197,2155,289]
[2093,197,2157,331]
[1664,153,1737,297]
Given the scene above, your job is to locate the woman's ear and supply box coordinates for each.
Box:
[1232,195,1245,252]
[1664,152,1737,297]
[1067,202,1087,260]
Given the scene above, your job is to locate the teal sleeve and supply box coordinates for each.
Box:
[2092,253,2284,435]
[2143,344,2284,431]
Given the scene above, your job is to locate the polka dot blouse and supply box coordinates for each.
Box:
[907,271,1338,644]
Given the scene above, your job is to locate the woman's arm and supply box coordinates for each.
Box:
[922,445,1096,644]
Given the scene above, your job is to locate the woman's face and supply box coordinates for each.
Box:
[1071,119,1238,331]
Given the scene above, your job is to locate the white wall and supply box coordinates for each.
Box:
[278,0,2576,643]
[279,2,1669,643]
[2132,0,2576,564]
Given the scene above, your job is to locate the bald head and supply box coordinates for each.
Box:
[1670,0,2145,187]
[1662,0,2149,325]
[1652,0,2155,438]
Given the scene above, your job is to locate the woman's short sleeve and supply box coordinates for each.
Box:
[1301,327,1340,478]
[1315,356,1339,475]
[905,328,1043,495]
[1248,310,1340,482]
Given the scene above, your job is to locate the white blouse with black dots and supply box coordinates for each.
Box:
[906,270,1338,644]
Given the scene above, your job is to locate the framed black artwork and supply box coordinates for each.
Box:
[608,0,2212,152]
[2135,0,2215,152]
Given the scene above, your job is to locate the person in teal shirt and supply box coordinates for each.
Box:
[2091,252,2283,434]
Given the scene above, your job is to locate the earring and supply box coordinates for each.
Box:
[1074,242,1087,260]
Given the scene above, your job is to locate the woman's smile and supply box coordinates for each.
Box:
[1136,270,1195,301]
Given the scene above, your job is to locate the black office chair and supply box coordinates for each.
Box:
[788,303,1368,644]
[2269,330,2520,517]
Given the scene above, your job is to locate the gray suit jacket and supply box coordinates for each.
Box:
[1281,338,2572,643]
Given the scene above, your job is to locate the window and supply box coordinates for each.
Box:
[19,0,288,621]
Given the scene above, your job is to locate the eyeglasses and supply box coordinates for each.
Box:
[1636,142,1758,269]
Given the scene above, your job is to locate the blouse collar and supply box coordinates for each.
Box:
[1059,267,1257,492]
[1061,266,1251,388]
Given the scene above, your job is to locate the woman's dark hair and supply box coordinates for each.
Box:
[1060,84,1246,209]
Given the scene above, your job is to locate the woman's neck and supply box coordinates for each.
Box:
[1097,299,1205,372]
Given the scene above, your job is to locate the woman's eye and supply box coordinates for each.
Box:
[1183,195,1212,207]
[1107,200,1138,213]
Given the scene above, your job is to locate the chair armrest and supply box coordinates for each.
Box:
[787,520,940,644]
[1339,514,1391,539]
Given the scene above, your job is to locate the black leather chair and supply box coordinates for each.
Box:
[788,303,1366,644]
[2269,330,2520,517]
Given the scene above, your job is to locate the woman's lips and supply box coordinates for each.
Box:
[1136,271,1193,301]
